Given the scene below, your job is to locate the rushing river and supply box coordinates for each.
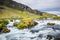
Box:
[0,19,60,40]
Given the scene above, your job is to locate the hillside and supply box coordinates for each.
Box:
[0,0,57,19]
[0,0,42,15]
[0,6,57,20]
[0,6,42,19]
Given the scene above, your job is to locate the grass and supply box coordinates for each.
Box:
[0,6,58,29]
[0,6,41,19]
[53,16,60,20]
[0,6,57,20]
[42,12,57,18]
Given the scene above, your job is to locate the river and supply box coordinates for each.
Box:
[0,19,60,40]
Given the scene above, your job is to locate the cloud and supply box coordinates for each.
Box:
[13,0,60,9]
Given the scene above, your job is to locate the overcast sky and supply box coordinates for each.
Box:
[13,0,60,10]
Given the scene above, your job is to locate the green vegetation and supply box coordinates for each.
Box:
[42,12,57,18]
[0,23,5,28]
[0,6,59,30]
[0,19,10,33]
[0,6,57,20]
[13,18,38,29]
[0,6,41,19]
[53,16,60,20]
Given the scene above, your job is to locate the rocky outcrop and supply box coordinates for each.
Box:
[33,10,42,15]
[0,0,42,15]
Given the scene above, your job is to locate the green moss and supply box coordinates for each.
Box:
[0,19,8,25]
[13,18,38,29]
[17,21,27,29]
[0,23,3,28]
[0,23,6,28]
[53,16,60,20]
[0,19,8,30]
[10,18,13,22]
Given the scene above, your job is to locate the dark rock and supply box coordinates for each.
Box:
[47,23,55,26]
[30,37,36,39]
[54,38,60,40]
[0,7,5,9]
[38,34,43,38]
[47,35,53,40]
[1,27,10,33]
[52,25,60,30]
[47,34,60,40]
[33,10,42,15]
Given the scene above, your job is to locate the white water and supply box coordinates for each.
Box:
[0,19,60,40]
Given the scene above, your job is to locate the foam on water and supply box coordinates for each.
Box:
[0,19,60,40]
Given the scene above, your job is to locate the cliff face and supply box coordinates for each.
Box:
[0,0,42,15]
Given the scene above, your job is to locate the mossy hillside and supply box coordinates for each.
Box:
[0,6,57,20]
[42,12,57,18]
[0,6,41,19]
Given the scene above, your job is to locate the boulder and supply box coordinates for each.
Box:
[2,27,10,33]
[47,23,55,26]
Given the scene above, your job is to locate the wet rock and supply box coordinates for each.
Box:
[30,37,36,39]
[54,38,60,40]
[2,27,10,33]
[10,38,18,40]
[13,23,18,27]
[38,34,43,38]
[52,25,60,30]
[47,34,60,40]
[47,23,55,26]
[30,29,39,33]
[47,35,53,40]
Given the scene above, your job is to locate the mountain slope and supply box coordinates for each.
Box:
[0,0,57,19]
[0,0,42,15]
[0,6,41,19]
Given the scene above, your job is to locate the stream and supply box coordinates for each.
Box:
[0,19,60,40]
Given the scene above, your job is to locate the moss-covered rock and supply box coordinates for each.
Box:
[0,19,9,33]
[2,27,10,33]
[0,23,6,27]
[13,23,18,27]
[17,22,27,29]
[16,18,38,29]
[28,21,38,28]
[10,18,13,22]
